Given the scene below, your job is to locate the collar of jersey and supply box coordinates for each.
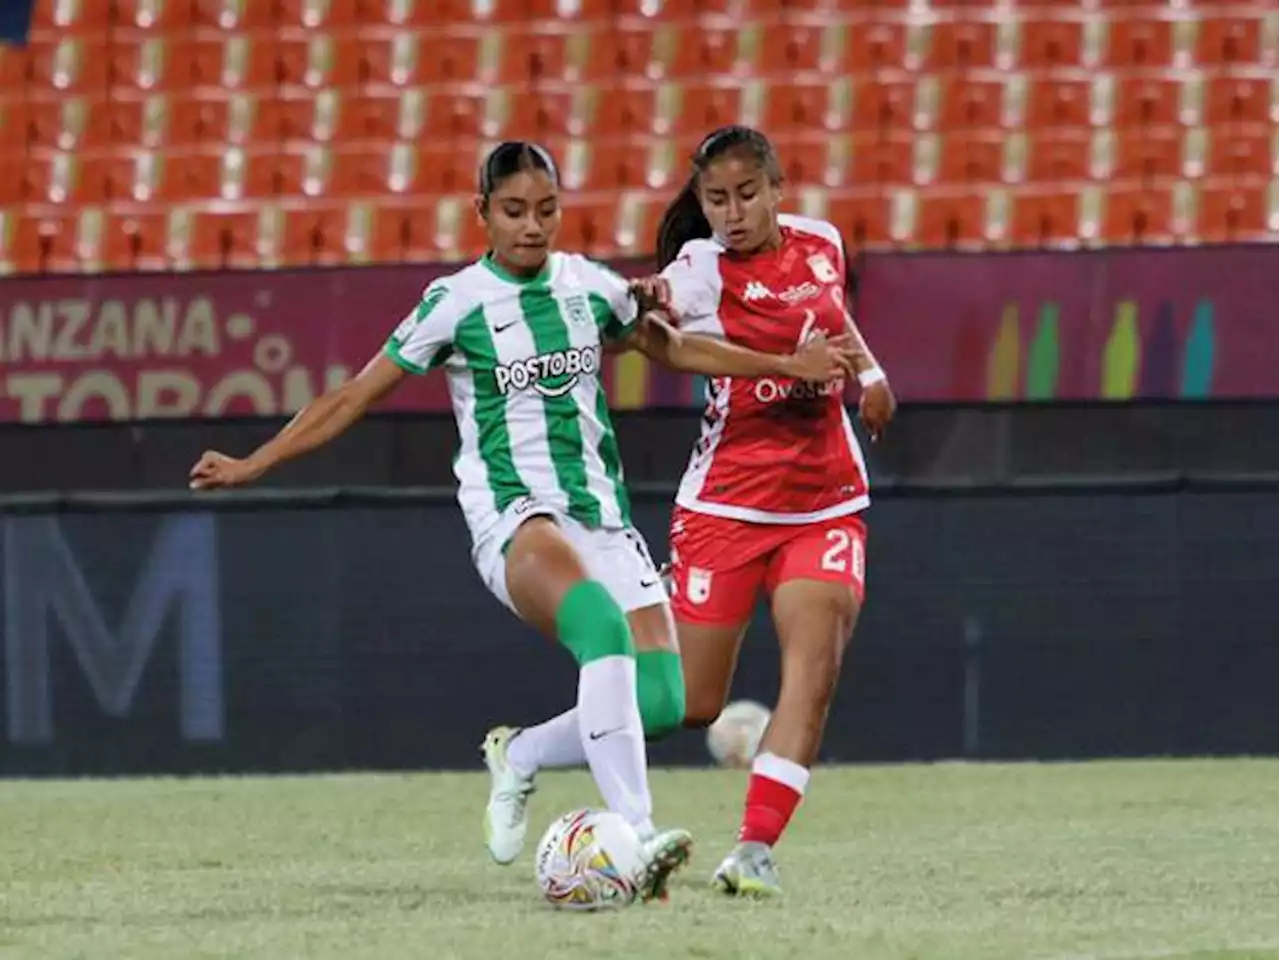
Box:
[481,252,551,286]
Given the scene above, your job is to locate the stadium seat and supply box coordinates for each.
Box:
[1114,72,1185,127]
[918,190,989,247]
[847,17,908,71]
[1104,15,1177,69]
[1009,187,1081,247]
[1026,73,1097,128]
[1020,16,1087,68]
[25,38,111,92]
[1206,127,1275,179]
[1110,127,1184,180]
[849,132,916,185]
[278,0,362,29]
[926,18,1002,70]
[194,0,279,31]
[1196,16,1267,65]
[938,131,1008,185]
[854,75,918,130]
[6,208,84,274]
[1100,181,1174,242]
[102,207,173,271]
[1197,178,1275,240]
[936,75,1007,130]
[30,0,111,30]
[820,189,894,246]
[1204,72,1276,125]
[1025,129,1094,182]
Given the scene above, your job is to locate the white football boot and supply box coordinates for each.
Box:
[632,827,694,902]
[712,841,783,897]
[481,726,536,865]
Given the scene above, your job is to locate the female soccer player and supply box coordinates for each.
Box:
[188,140,856,901]
[648,125,898,896]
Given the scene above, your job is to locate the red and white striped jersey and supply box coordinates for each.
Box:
[660,214,870,524]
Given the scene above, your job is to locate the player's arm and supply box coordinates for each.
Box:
[190,282,457,489]
[189,354,406,490]
[622,310,856,382]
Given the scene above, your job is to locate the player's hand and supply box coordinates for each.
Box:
[189,450,264,490]
[859,380,897,442]
[629,275,672,314]
[785,332,859,383]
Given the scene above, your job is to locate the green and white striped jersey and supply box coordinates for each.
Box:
[384,252,640,545]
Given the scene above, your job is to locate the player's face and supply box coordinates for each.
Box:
[696,154,781,254]
[479,169,561,274]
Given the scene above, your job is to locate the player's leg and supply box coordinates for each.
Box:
[667,508,764,730]
[714,518,866,897]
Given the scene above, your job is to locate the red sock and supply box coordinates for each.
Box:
[738,752,810,847]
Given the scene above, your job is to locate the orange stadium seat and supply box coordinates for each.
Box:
[30,0,111,31]
[938,131,1007,185]
[849,132,915,185]
[1206,127,1275,179]
[846,18,908,71]
[1114,72,1185,127]
[102,207,172,271]
[278,0,362,30]
[937,75,1007,130]
[1205,72,1275,125]
[1026,73,1097,128]
[1025,129,1094,182]
[1197,178,1274,240]
[822,189,893,246]
[1009,187,1081,247]
[194,0,279,31]
[927,19,1001,70]
[1196,16,1267,66]
[1101,182,1174,242]
[853,75,918,130]
[1111,127,1185,181]
[1104,15,1176,69]
[1021,16,1087,68]
[918,190,988,247]
[25,38,111,92]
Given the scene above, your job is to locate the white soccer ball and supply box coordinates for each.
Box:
[534,808,644,911]
[706,699,772,768]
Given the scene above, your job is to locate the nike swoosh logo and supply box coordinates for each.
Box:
[588,727,623,741]
[639,578,660,589]
[493,320,521,334]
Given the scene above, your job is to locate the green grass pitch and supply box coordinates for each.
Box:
[1,759,1274,959]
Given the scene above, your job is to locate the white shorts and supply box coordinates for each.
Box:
[473,499,668,616]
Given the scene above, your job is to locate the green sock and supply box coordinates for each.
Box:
[555,580,634,665]
[636,649,686,740]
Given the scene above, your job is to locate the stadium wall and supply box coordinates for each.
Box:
[1,484,1274,777]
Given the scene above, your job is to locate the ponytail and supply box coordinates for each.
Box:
[655,178,711,270]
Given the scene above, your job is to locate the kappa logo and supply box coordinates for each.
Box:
[743,281,774,302]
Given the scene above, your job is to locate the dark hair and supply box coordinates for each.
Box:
[654,125,782,269]
[477,141,559,206]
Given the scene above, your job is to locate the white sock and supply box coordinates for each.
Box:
[506,710,585,779]
[577,655,654,838]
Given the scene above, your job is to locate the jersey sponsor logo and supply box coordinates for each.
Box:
[778,281,823,304]
[807,253,840,284]
[493,344,600,398]
[753,377,843,404]
[743,281,774,301]
[390,284,448,343]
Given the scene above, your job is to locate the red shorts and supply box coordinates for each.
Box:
[668,506,868,625]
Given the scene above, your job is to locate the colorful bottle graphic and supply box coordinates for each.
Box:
[1181,300,1215,399]
[1140,301,1177,399]
[1025,303,1060,400]
[1101,300,1140,400]
[986,304,1021,400]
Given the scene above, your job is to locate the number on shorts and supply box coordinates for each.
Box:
[820,528,864,579]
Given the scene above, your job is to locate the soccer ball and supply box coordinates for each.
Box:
[706,699,772,768]
[534,808,644,911]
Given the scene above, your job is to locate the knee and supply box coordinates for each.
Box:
[681,690,725,730]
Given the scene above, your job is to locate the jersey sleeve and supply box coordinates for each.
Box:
[581,258,641,343]
[383,281,464,374]
[659,241,724,337]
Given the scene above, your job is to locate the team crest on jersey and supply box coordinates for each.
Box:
[807,254,839,284]
[564,294,593,327]
[686,568,713,605]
